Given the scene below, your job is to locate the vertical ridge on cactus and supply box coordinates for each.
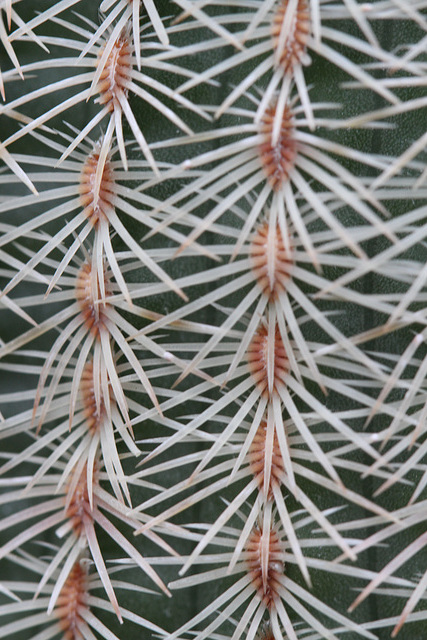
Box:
[1,1,427,639]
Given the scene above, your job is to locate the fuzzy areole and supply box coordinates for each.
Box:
[0,1,426,640]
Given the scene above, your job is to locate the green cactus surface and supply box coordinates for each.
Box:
[0,2,427,640]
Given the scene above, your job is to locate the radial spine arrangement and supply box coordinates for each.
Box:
[0,2,427,640]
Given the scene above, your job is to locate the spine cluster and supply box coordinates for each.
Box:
[0,2,426,640]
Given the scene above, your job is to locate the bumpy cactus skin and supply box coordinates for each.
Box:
[0,2,427,640]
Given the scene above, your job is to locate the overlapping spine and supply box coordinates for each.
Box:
[0,2,426,640]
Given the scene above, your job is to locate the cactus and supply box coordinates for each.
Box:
[0,1,426,639]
